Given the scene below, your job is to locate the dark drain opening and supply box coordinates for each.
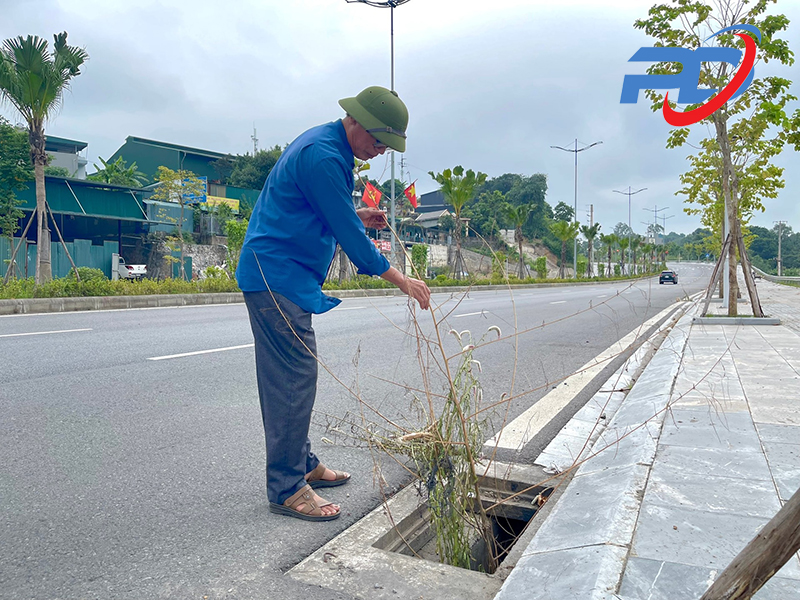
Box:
[373,483,554,574]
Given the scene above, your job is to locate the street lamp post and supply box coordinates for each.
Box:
[551,139,602,278]
[613,186,646,273]
[346,0,411,266]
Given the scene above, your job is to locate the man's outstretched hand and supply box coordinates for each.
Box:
[357,207,388,230]
[380,267,431,310]
[400,276,431,310]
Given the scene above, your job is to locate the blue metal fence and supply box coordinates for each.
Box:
[0,238,120,279]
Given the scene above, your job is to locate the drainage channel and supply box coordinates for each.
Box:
[288,461,553,600]
[288,302,692,599]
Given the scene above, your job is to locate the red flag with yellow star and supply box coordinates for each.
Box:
[403,180,418,209]
[363,181,382,208]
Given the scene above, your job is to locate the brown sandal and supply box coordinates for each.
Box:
[269,484,340,522]
[305,463,351,489]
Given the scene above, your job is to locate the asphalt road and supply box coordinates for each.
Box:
[0,263,711,599]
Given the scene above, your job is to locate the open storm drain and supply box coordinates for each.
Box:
[373,471,554,573]
[289,462,556,599]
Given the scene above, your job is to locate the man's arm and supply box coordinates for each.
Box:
[380,266,431,310]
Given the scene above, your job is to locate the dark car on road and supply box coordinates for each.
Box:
[659,270,678,284]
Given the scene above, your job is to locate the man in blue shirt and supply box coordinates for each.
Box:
[237,86,430,521]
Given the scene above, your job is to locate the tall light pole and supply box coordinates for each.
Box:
[613,186,646,273]
[346,0,411,266]
[551,139,602,277]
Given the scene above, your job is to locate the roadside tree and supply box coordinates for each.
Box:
[550,220,579,279]
[635,0,797,316]
[0,32,87,284]
[429,166,487,279]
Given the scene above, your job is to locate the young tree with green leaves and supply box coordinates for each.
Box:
[150,166,206,280]
[630,236,642,275]
[550,220,580,279]
[87,156,148,187]
[618,236,630,274]
[581,222,601,277]
[502,203,532,279]
[553,201,575,223]
[600,233,618,275]
[429,166,487,279]
[0,32,88,284]
[0,117,32,278]
[634,0,796,316]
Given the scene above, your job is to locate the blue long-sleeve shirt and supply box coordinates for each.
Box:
[235,120,390,314]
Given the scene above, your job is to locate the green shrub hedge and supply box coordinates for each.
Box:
[0,269,659,300]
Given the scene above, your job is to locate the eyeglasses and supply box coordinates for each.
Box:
[365,125,405,152]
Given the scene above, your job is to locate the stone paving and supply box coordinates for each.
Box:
[495,279,800,600]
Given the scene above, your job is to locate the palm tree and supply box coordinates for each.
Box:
[429,166,487,279]
[87,156,148,187]
[600,233,618,275]
[502,203,532,279]
[550,220,580,279]
[581,223,601,277]
[630,236,642,275]
[0,32,88,284]
[618,237,630,275]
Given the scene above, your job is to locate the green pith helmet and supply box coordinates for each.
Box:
[339,86,408,152]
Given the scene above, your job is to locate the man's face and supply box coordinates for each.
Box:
[352,121,388,161]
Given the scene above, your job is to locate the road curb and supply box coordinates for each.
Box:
[494,301,697,600]
[0,277,658,316]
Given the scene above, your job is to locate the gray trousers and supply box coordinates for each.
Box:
[243,290,321,505]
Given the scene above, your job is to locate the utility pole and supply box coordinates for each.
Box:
[775,220,786,276]
[251,125,258,154]
[551,138,603,278]
[589,204,594,276]
[346,0,412,267]
[613,186,646,273]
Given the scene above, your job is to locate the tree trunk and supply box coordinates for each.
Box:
[560,241,567,279]
[713,113,739,316]
[700,486,800,600]
[179,201,186,280]
[587,240,594,277]
[452,217,467,279]
[31,140,51,284]
[516,227,526,279]
[337,245,350,283]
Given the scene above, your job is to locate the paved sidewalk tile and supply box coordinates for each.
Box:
[761,440,800,502]
[496,545,627,600]
[653,444,772,481]
[619,557,800,600]
[631,501,800,578]
[645,461,781,519]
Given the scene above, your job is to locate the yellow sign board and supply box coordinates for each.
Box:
[206,195,240,211]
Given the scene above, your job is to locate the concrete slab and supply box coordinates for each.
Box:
[659,409,761,451]
[632,502,767,570]
[762,441,800,502]
[653,444,772,481]
[645,462,781,519]
[618,557,800,600]
[670,392,749,413]
[632,502,800,578]
[525,464,648,554]
[579,426,659,475]
[693,317,781,325]
[756,423,800,445]
[495,544,628,600]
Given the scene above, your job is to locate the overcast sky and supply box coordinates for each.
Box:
[2,0,798,236]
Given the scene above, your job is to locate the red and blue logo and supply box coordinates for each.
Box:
[621,24,760,126]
